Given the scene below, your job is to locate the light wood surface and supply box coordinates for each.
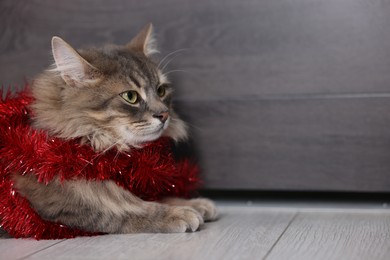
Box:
[0,239,64,260]
[266,212,390,260]
[1,202,389,260]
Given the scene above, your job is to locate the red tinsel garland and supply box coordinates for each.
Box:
[0,87,200,240]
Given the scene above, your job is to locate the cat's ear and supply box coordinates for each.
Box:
[51,36,101,87]
[127,23,158,56]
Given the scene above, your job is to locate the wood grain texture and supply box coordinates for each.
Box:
[266,211,390,260]
[2,204,389,260]
[1,0,390,98]
[0,239,64,260]
[177,96,390,191]
[21,206,296,260]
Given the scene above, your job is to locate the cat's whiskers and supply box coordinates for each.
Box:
[100,124,157,138]
[98,120,152,130]
[74,138,125,175]
[157,48,188,70]
[163,69,189,76]
[183,121,202,131]
[133,123,150,128]
[160,55,181,72]
[132,122,148,126]
[93,121,164,148]
[101,139,123,153]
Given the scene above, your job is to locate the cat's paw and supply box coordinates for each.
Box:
[161,197,218,222]
[187,198,218,222]
[161,206,204,233]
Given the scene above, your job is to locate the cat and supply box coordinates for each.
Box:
[11,24,217,234]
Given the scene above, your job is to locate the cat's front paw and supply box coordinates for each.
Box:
[161,198,218,222]
[187,198,218,222]
[160,206,204,233]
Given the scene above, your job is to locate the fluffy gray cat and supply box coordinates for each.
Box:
[13,24,217,234]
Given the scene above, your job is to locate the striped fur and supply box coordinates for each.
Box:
[13,24,217,235]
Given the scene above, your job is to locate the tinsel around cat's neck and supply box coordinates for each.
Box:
[0,86,200,239]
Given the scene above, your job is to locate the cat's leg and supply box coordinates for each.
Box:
[12,174,204,233]
[161,198,218,222]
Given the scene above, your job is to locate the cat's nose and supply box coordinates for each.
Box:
[153,111,169,123]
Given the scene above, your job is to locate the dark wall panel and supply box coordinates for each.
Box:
[177,96,390,191]
[2,0,390,97]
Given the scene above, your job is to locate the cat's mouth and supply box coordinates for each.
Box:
[131,120,169,143]
[115,117,170,146]
[141,126,163,136]
[141,121,168,137]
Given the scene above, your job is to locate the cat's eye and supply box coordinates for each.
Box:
[157,85,166,97]
[120,91,139,104]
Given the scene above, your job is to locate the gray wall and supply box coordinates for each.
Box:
[1,0,390,192]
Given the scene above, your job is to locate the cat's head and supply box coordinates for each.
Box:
[31,24,187,151]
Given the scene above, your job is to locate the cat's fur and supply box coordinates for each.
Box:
[12,24,217,234]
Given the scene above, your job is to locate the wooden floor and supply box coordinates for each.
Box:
[1,200,390,260]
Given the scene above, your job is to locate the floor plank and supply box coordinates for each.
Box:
[265,211,390,260]
[2,203,389,260]
[21,206,296,260]
[0,239,64,260]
